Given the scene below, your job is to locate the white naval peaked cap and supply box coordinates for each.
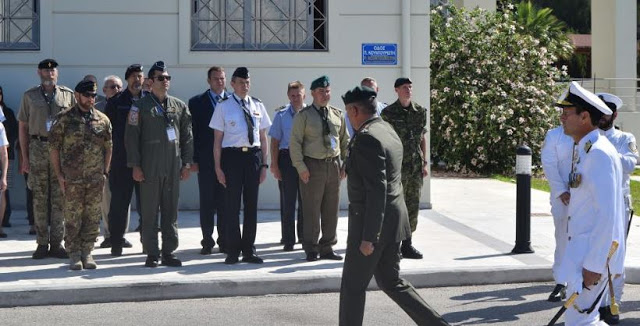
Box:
[595,92,623,112]
[556,81,612,115]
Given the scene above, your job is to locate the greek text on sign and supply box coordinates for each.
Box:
[362,43,398,65]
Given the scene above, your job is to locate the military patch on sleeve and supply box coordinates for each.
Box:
[128,105,139,125]
[630,141,638,154]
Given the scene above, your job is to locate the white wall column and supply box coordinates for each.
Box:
[591,0,639,136]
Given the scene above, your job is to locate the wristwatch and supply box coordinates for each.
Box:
[183,163,192,169]
[260,164,269,169]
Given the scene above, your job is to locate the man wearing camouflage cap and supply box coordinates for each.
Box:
[18,59,75,259]
[49,80,112,270]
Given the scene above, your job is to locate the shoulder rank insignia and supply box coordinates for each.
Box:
[629,141,638,154]
[275,105,286,112]
[584,140,592,153]
[251,96,262,103]
[128,105,139,126]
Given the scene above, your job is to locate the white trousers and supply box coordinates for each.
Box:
[565,278,608,326]
[551,197,569,284]
[601,195,632,307]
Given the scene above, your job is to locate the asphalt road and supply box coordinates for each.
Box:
[1,282,639,325]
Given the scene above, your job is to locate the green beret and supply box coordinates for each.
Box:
[310,75,330,90]
[342,86,377,105]
[75,80,98,94]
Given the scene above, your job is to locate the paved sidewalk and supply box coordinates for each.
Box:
[0,177,638,307]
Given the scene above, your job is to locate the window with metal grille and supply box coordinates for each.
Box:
[191,0,327,51]
[0,0,39,51]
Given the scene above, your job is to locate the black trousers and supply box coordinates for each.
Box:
[197,164,226,249]
[339,241,450,326]
[2,189,11,225]
[25,174,34,225]
[278,150,303,245]
[221,148,261,257]
[108,165,140,246]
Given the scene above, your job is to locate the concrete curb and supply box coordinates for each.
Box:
[0,266,555,308]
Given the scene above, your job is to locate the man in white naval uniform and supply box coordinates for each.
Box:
[595,92,639,325]
[541,123,574,302]
[556,82,625,326]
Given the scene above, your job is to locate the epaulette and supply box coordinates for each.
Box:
[275,105,286,112]
[299,105,312,113]
[329,106,342,115]
[251,96,262,103]
[57,85,74,93]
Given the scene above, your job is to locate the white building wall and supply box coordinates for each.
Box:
[0,0,430,209]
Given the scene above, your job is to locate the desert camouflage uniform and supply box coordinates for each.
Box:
[17,85,75,246]
[380,100,428,232]
[49,105,112,253]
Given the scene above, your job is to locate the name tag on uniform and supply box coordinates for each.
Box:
[166,127,177,141]
[330,137,337,150]
[46,118,53,132]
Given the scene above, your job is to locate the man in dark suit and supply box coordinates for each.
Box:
[189,66,228,255]
[339,86,449,326]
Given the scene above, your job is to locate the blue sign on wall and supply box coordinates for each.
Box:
[362,43,398,65]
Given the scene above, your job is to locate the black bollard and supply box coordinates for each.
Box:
[512,145,534,254]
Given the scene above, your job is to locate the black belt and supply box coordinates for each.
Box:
[223,147,260,153]
[305,155,338,162]
[30,135,48,142]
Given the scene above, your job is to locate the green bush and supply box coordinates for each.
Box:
[430,4,570,174]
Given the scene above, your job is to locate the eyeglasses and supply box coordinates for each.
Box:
[154,75,172,82]
[82,93,97,98]
[108,84,122,90]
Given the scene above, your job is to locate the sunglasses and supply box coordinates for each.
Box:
[82,93,97,98]
[108,84,122,90]
[154,75,172,82]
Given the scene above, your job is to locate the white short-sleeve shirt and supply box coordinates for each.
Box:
[209,94,272,148]
[0,122,8,147]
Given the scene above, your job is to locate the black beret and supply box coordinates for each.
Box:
[310,75,330,90]
[342,86,377,105]
[125,64,144,80]
[232,67,250,79]
[394,77,412,88]
[148,61,167,78]
[38,59,58,69]
[75,80,98,94]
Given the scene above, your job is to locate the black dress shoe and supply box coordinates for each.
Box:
[111,246,123,257]
[32,244,48,259]
[283,244,294,252]
[306,252,319,262]
[225,255,239,264]
[599,306,620,324]
[123,239,133,248]
[145,255,159,268]
[29,226,36,235]
[0,231,7,238]
[161,254,182,267]
[400,244,423,259]
[200,246,213,255]
[547,284,566,302]
[48,245,69,259]
[320,251,343,260]
[99,237,112,248]
[242,254,264,264]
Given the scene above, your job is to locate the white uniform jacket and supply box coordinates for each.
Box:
[600,127,638,197]
[541,126,574,210]
[559,129,626,286]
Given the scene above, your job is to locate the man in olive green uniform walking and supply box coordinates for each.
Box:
[125,61,193,268]
[18,59,75,259]
[380,78,427,259]
[289,76,349,262]
[50,80,112,270]
[339,86,449,326]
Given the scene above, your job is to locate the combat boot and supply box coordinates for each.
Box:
[32,244,49,259]
[81,250,97,269]
[69,252,83,270]
[48,244,69,259]
[400,238,423,259]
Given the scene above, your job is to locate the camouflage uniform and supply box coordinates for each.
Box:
[49,105,112,254]
[380,100,428,233]
[17,85,75,247]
